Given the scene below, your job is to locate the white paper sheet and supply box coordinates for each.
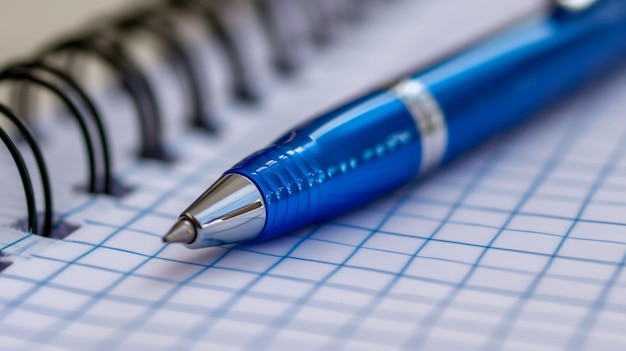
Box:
[6,1,626,350]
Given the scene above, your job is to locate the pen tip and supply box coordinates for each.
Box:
[162,219,196,244]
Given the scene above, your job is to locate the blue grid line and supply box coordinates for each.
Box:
[0,306,505,351]
[404,94,593,349]
[245,151,504,348]
[329,214,626,248]
[20,210,624,310]
[2,204,620,314]
[68,212,626,274]
[324,222,626,265]
[483,128,626,351]
[399,196,626,228]
[0,233,32,253]
[407,187,626,214]
[90,174,318,347]
[292,230,626,270]
[32,228,626,293]
[1,251,625,346]
[6,3,626,349]
[127,188,626,221]
[13,243,626,310]
[167,225,323,350]
[93,245,236,349]
[323,137,512,350]
[1,180,620,348]
[566,250,626,350]
[1,281,623,339]
[118,169,626,216]
[2,259,624,339]
[1,59,625,351]
[30,244,164,344]
[115,179,626,232]
[80,219,165,238]
[57,196,100,222]
[243,138,507,349]
[103,204,179,220]
[78,216,626,271]
[357,190,626,230]
[27,163,220,345]
[249,189,428,349]
[0,299,618,351]
[0,159,215,340]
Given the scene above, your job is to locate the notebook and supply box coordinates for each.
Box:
[2,0,625,350]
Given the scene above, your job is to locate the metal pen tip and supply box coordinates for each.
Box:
[162,219,197,244]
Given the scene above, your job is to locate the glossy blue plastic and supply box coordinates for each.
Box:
[418,0,626,163]
[228,92,421,241]
[228,0,626,242]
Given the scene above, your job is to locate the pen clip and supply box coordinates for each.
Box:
[552,0,601,12]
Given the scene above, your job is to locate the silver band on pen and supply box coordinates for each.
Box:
[553,0,599,12]
[392,79,448,174]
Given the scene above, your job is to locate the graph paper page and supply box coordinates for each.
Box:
[2,1,626,350]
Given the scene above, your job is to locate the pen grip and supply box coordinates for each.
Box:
[419,0,626,163]
[228,92,423,241]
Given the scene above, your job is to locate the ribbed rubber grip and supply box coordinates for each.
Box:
[226,144,321,241]
[228,91,423,241]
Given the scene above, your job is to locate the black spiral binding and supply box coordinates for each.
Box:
[0,258,11,272]
[0,103,53,236]
[0,0,370,238]
[0,120,37,233]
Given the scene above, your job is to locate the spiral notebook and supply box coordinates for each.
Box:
[2,0,626,350]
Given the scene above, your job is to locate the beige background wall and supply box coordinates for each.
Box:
[0,0,136,65]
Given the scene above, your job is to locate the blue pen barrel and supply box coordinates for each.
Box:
[419,0,626,163]
[228,0,626,242]
[228,92,422,241]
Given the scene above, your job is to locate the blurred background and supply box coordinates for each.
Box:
[0,0,542,236]
[0,0,130,64]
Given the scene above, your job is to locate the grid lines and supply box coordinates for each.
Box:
[1,1,626,350]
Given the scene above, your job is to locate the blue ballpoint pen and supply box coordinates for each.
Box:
[163,0,626,249]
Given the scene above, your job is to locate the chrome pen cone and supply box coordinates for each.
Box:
[162,219,196,244]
